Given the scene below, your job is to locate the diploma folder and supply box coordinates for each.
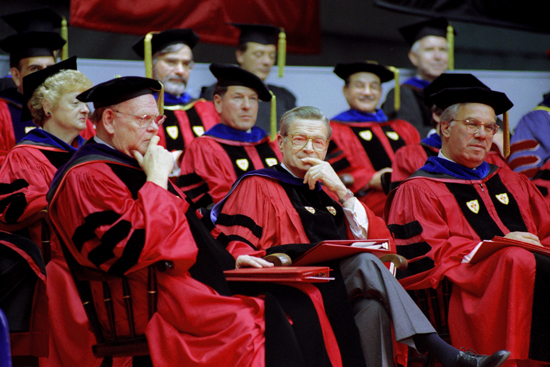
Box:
[224,266,333,283]
[293,239,392,266]
[467,236,550,265]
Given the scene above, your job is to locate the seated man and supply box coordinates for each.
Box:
[178,63,281,208]
[386,85,550,366]
[132,28,219,176]
[390,73,508,189]
[212,105,509,367]
[47,76,346,367]
[327,61,420,216]
[382,17,453,138]
[200,23,296,135]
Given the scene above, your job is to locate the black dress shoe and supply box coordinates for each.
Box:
[456,349,511,367]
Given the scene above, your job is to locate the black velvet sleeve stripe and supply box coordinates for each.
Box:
[330,157,351,172]
[387,221,423,240]
[396,241,431,260]
[72,210,122,251]
[325,149,343,161]
[0,193,27,224]
[396,257,435,280]
[87,220,133,268]
[536,185,548,197]
[108,229,146,276]
[182,182,209,200]
[216,233,258,250]
[176,172,204,187]
[216,213,263,239]
[0,179,29,194]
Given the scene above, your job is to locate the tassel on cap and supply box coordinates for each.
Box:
[447,24,454,70]
[387,66,400,111]
[278,28,286,78]
[144,31,158,78]
[61,17,68,61]
[503,111,510,157]
[270,90,277,140]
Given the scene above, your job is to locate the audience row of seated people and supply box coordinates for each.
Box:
[0,7,550,367]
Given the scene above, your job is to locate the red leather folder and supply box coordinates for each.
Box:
[224,266,333,283]
[293,239,392,266]
[468,236,550,265]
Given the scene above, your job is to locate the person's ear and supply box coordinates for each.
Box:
[235,49,244,66]
[277,133,285,153]
[440,120,452,138]
[408,50,419,67]
[42,99,52,118]
[213,94,223,115]
[10,67,22,91]
[103,109,117,135]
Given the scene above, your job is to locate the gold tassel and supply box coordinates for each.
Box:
[447,24,454,70]
[157,82,164,115]
[278,28,286,78]
[387,66,400,111]
[61,17,69,61]
[503,111,510,158]
[270,90,277,141]
[144,31,158,78]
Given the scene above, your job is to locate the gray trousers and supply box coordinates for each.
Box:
[340,252,436,367]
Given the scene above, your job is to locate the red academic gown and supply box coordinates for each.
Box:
[327,119,420,216]
[48,143,342,367]
[386,167,550,367]
[391,141,509,185]
[212,168,409,367]
[178,128,281,207]
[157,98,219,156]
[0,137,121,367]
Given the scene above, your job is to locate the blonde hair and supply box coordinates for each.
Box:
[27,69,92,126]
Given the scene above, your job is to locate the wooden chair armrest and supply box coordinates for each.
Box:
[263,253,292,266]
[379,254,408,270]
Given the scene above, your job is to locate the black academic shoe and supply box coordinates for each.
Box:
[456,349,511,367]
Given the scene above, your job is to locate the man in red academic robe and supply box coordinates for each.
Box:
[211,105,510,367]
[47,76,351,367]
[178,64,281,208]
[132,28,219,177]
[391,73,509,188]
[327,61,420,217]
[386,84,550,367]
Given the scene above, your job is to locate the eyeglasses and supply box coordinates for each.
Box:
[111,109,166,128]
[286,134,329,151]
[454,119,499,135]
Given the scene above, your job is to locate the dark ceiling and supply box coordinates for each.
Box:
[1,0,550,71]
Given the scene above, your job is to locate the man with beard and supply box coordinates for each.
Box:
[133,29,219,176]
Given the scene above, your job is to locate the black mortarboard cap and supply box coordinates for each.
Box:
[0,8,66,60]
[21,56,77,122]
[210,63,272,101]
[430,86,513,116]
[230,23,280,45]
[399,17,455,47]
[424,73,489,107]
[77,76,162,109]
[132,28,200,59]
[334,61,394,83]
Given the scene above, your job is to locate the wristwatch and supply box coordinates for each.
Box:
[339,189,354,204]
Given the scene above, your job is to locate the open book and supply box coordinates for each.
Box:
[224,266,333,283]
[463,236,550,265]
[293,239,391,266]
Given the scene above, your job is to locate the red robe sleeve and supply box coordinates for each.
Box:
[0,100,15,167]
[49,162,199,275]
[0,147,54,239]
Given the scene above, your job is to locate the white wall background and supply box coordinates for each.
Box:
[2,55,549,131]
